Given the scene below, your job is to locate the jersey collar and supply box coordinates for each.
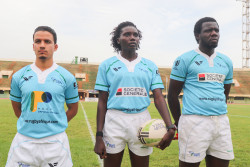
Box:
[117,53,142,72]
[195,48,216,67]
[30,62,58,83]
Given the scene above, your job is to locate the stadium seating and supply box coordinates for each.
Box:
[0,60,249,101]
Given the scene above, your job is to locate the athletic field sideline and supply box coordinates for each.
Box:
[0,99,249,167]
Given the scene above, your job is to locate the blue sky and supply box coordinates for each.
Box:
[0,0,243,68]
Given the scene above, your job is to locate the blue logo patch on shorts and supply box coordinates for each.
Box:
[189,151,200,157]
[105,140,115,148]
[18,162,30,167]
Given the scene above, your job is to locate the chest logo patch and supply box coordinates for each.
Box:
[198,73,225,83]
[116,87,148,97]
[31,91,52,112]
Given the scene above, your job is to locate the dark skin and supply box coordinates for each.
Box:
[94,26,175,167]
[195,22,220,56]
[168,21,231,167]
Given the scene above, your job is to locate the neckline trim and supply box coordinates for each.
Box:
[117,54,141,72]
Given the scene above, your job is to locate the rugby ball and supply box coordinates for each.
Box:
[138,119,167,147]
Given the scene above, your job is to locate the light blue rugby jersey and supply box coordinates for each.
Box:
[170,49,233,116]
[10,63,79,138]
[95,54,164,113]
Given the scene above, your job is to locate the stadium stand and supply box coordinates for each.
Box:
[0,60,249,103]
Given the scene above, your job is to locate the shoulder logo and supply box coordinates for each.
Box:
[73,82,78,89]
[175,60,180,67]
[173,60,180,70]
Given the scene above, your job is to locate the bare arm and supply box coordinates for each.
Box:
[224,84,231,103]
[96,91,108,132]
[66,102,78,122]
[94,90,108,159]
[153,88,175,150]
[167,79,184,127]
[11,100,22,118]
[153,88,173,127]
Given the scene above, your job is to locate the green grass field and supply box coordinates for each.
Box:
[0,99,249,167]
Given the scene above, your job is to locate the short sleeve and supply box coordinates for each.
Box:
[94,64,109,92]
[170,56,188,82]
[65,77,79,104]
[9,76,22,102]
[151,65,164,90]
[224,58,233,84]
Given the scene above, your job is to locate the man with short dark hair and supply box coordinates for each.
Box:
[6,26,79,167]
[168,17,234,167]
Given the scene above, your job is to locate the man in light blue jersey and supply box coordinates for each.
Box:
[168,17,234,167]
[94,21,176,167]
[6,26,79,167]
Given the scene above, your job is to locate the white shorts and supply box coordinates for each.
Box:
[178,114,234,163]
[6,132,73,167]
[103,109,153,156]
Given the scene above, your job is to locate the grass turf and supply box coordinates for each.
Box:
[0,99,249,166]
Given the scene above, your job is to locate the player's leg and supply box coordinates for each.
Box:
[205,155,229,167]
[179,160,200,167]
[104,151,124,167]
[129,149,149,167]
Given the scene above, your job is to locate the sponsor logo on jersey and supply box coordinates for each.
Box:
[199,97,224,102]
[18,162,30,167]
[51,77,63,85]
[216,62,227,68]
[23,76,33,81]
[198,74,205,81]
[113,67,122,72]
[138,68,148,73]
[24,119,58,124]
[30,91,52,112]
[115,87,148,97]
[195,61,203,66]
[198,73,225,83]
